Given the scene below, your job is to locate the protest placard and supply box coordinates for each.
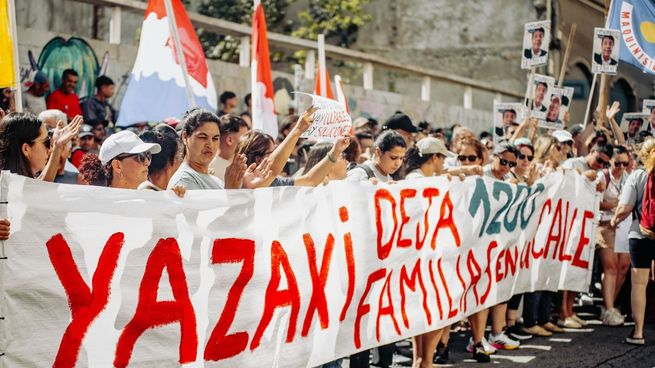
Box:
[539,86,573,130]
[493,102,525,145]
[622,112,650,145]
[521,21,550,69]
[530,74,555,121]
[592,28,620,75]
[0,170,599,367]
[296,92,352,141]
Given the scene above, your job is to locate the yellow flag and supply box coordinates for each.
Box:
[0,0,16,88]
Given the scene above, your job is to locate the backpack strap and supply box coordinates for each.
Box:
[603,168,610,188]
[354,164,375,179]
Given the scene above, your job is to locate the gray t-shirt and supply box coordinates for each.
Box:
[561,157,591,172]
[168,162,224,190]
[346,160,392,183]
[619,168,647,240]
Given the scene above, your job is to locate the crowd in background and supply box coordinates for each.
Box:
[1,68,655,367]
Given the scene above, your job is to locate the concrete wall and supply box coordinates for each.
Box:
[16,24,495,132]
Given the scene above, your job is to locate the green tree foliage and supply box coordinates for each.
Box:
[292,0,371,48]
[197,0,293,61]
[197,0,374,63]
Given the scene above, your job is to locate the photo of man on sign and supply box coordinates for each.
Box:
[522,21,550,69]
[592,28,620,75]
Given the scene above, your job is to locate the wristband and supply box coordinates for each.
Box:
[328,152,337,163]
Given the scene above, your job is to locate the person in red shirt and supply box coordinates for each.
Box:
[46,69,83,120]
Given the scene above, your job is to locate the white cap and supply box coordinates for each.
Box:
[552,130,573,143]
[416,137,456,158]
[99,130,161,165]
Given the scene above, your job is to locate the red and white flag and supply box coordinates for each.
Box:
[334,74,349,113]
[251,1,277,138]
[314,63,334,99]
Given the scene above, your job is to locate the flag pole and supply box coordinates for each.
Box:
[317,34,327,97]
[163,0,196,109]
[8,0,22,112]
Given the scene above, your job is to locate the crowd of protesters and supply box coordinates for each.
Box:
[1,68,655,367]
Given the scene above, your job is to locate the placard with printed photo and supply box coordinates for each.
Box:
[540,86,572,130]
[592,28,620,75]
[530,74,555,121]
[493,102,525,145]
[621,112,650,145]
[521,21,550,69]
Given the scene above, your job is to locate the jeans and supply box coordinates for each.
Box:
[523,291,554,327]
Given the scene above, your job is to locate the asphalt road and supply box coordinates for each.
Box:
[343,303,655,368]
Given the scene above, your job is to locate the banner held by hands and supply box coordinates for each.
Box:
[296,92,352,141]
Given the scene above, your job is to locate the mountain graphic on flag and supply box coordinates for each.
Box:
[117,0,217,127]
[609,0,655,74]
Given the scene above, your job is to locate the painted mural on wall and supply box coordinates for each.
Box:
[34,37,105,99]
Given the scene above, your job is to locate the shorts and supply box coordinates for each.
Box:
[629,237,655,269]
[595,222,615,249]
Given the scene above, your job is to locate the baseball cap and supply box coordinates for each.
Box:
[383,112,419,133]
[99,130,161,165]
[552,130,573,143]
[353,117,370,129]
[416,137,456,158]
[78,124,94,138]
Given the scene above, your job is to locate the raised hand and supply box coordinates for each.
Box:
[243,157,275,189]
[607,101,621,121]
[171,185,186,198]
[293,106,317,134]
[53,115,82,149]
[224,154,248,189]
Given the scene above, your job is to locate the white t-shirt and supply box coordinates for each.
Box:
[599,169,627,222]
[405,169,426,179]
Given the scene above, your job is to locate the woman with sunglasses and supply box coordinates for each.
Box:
[596,145,631,326]
[0,112,81,240]
[510,138,539,185]
[446,138,483,178]
[80,130,161,189]
[483,142,519,181]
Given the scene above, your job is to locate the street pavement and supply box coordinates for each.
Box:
[343,302,655,368]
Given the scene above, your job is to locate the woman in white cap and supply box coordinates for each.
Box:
[403,137,459,368]
[79,130,161,189]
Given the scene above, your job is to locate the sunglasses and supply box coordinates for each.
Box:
[596,156,610,168]
[458,155,479,162]
[32,136,51,150]
[563,141,573,146]
[116,151,152,164]
[498,157,517,168]
[614,161,629,167]
[518,154,534,161]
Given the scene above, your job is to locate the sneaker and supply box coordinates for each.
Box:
[542,322,564,333]
[472,342,491,363]
[488,331,520,350]
[466,337,496,355]
[602,308,625,327]
[571,314,588,327]
[557,317,582,329]
[434,343,449,364]
[506,325,533,341]
[599,306,607,320]
[522,325,552,337]
[625,329,645,346]
[579,293,594,306]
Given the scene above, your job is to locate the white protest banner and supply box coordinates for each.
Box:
[0,171,598,367]
[492,102,525,145]
[521,20,550,69]
[297,92,352,141]
[592,28,620,75]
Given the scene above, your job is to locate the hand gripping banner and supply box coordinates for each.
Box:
[0,170,599,367]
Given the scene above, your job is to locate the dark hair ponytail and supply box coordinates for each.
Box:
[404,146,432,174]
